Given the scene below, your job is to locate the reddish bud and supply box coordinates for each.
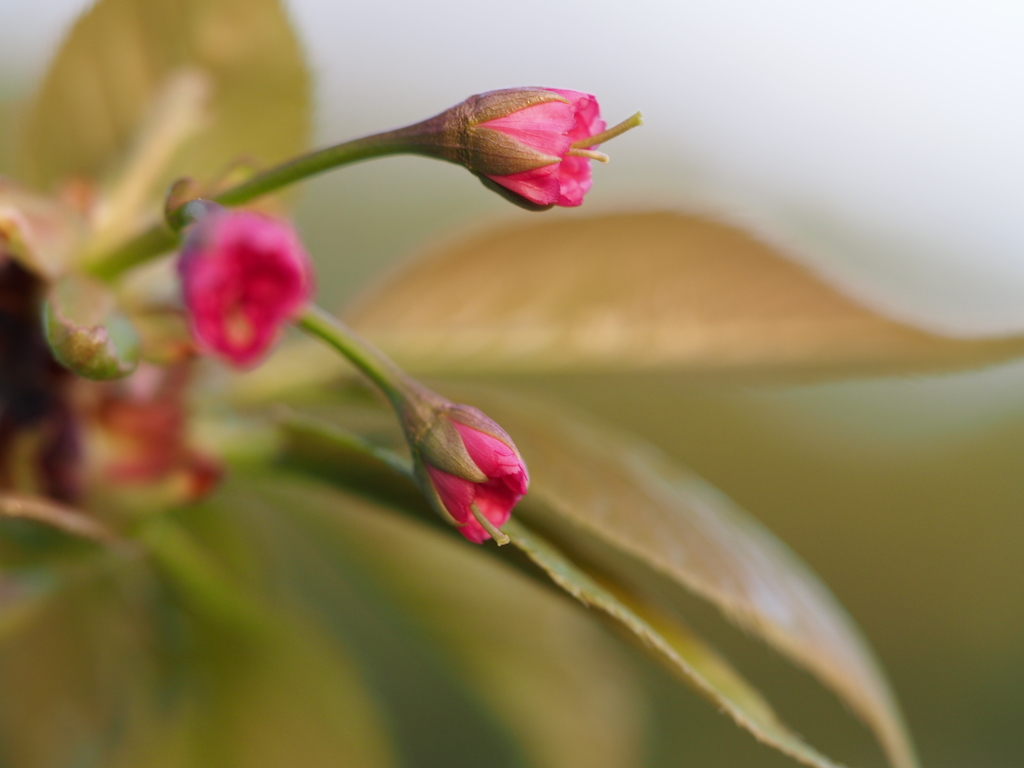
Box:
[409,401,528,544]
[472,88,606,208]
[177,210,314,367]
[393,88,641,210]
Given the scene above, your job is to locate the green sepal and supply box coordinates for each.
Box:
[42,274,140,380]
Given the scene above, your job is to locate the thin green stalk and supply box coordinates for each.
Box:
[294,304,413,407]
[88,225,180,281]
[87,108,643,281]
[212,127,427,207]
[88,123,443,281]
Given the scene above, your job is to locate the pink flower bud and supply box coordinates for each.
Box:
[410,404,529,544]
[177,210,314,367]
[474,88,605,208]
[385,88,640,210]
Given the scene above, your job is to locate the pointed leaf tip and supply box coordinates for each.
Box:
[349,212,1024,381]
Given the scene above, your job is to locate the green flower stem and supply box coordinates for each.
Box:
[212,127,429,207]
[89,225,179,281]
[88,123,446,281]
[295,304,414,408]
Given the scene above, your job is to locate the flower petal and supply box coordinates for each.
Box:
[546,89,605,144]
[478,100,576,157]
[484,165,562,207]
[425,465,475,525]
[179,211,314,367]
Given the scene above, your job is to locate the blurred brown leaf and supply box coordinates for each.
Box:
[348,212,1024,379]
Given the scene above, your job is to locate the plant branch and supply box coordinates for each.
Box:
[88,123,441,281]
[294,304,415,408]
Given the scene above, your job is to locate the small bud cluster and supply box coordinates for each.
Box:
[164,86,636,540]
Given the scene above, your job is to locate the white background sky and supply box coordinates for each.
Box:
[4,0,1024,445]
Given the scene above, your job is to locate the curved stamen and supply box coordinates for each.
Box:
[470,502,511,546]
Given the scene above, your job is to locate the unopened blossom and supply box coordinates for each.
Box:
[177,210,314,367]
[408,402,529,544]
[382,88,641,210]
[295,305,529,544]
[473,88,606,208]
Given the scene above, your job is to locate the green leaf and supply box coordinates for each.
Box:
[274,412,860,768]
[0,559,169,768]
[276,411,427,515]
[347,212,1024,379]
[505,518,844,768]
[275,397,919,768]
[43,273,140,379]
[183,613,398,768]
[139,516,268,634]
[0,516,396,768]
[18,0,310,214]
[141,515,398,768]
[454,388,918,768]
[0,569,58,640]
[240,473,649,768]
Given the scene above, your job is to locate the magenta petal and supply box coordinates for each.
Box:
[473,88,606,208]
[178,211,314,368]
[452,423,524,479]
[545,89,605,143]
[543,89,591,110]
[484,165,561,206]
[425,465,475,525]
[424,421,528,543]
[425,466,493,544]
[473,477,522,526]
[553,155,593,207]
[479,100,575,157]
[457,519,492,544]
